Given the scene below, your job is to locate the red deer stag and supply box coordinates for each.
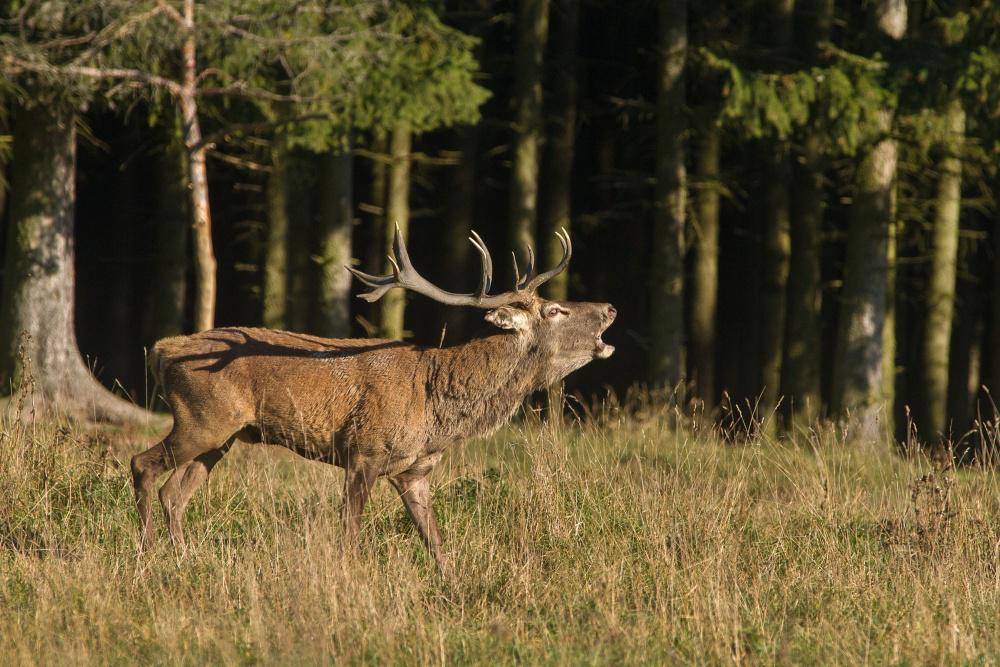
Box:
[131,227,616,571]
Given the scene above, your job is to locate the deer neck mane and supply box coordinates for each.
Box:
[425,330,543,440]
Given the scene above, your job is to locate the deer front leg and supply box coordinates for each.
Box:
[341,459,377,543]
[389,475,450,575]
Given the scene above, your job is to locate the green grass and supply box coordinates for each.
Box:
[2,404,1000,665]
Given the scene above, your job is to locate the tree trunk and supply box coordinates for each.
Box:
[783,132,824,422]
[380,124,411,340]
[315,147,354,338]
[831,0,905,442]
[285,152,314,333]
[539,0,578,302]
[690,122,720,406]
[649,0,687,388]
[0,102,150,423]
[831,110,897,442]
[988,214,1000,402]
[508,0,550,256]
[0,112,8,230]
[263,138,290,329]
[922,98,964,439]
[147,117,189,341]
[442,125,480,341]
[758,0,794,430]
[181,0,216,332]
[360,133,389,332]
[760,144,791,426]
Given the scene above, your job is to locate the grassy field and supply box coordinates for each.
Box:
[3,399,1000,665]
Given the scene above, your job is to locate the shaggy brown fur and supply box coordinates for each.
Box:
[131,296,615,571]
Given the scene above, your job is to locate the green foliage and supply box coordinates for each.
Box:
[0,1,489,148]
[695,47,893,154]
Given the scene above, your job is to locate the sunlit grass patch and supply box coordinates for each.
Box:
[3,406,1000,664]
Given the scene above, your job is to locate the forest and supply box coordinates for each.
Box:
[9,2,1000,663]
[2,0,1000,446]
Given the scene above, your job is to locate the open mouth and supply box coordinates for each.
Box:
[594,321,615,359]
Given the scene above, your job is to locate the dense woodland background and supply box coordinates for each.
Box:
[1,0,1000,454]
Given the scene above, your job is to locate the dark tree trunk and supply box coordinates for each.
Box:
[649,0,687,388]
[539,0,578,302]
[442,125,480,341]
[783,132,824,422]
[508,0,550,255]
[263,138,290,329]
[361,133,389,333]
[0,102,149,423]
[920,102,965,439]
[380,124,411,340]
[759,143,791,427]
[147,118,189,341]
[690,122,720,406]
[315,147,354,338]
[758,0,794,432]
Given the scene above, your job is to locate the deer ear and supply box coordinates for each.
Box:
[485,307,530,332]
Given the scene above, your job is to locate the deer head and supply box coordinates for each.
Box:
[348,226,616,387]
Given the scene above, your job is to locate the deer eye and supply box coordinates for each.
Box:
[543,304,569,319]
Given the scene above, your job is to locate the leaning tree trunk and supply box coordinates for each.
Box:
[921,97,964,439]
[315,146,354,338]
[263,137,290,329]
[0,103,150,423]
[380,124,412,340]
[690,121,720,406]
[831,0,905,443]
[649,0,687,388]
[181,0,216,332]
[539,0,578,303]
[508,0,550,257]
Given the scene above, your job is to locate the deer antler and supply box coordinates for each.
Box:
[347,224,571,308]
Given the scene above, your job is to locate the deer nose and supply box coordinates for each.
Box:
[606,305,617,321]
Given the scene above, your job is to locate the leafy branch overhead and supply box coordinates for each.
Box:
[0,0,490,149]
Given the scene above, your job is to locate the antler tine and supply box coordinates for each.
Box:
[516,244,536,290]
[391,222,413,274]
[521,227,572,294]
[468,230,493,298]
[511,251,521,289]
[346,266,396,302]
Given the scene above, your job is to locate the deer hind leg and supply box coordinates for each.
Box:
[340,459,378,543]
[159,437,235,549]
[131,441,172,550]
[389,475,450,575]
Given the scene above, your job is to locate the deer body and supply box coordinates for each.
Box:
[132,229,615,572]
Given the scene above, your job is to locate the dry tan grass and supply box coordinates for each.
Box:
[2,400,1000,665]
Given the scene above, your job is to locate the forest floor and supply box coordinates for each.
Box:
[2,397,1000,665]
